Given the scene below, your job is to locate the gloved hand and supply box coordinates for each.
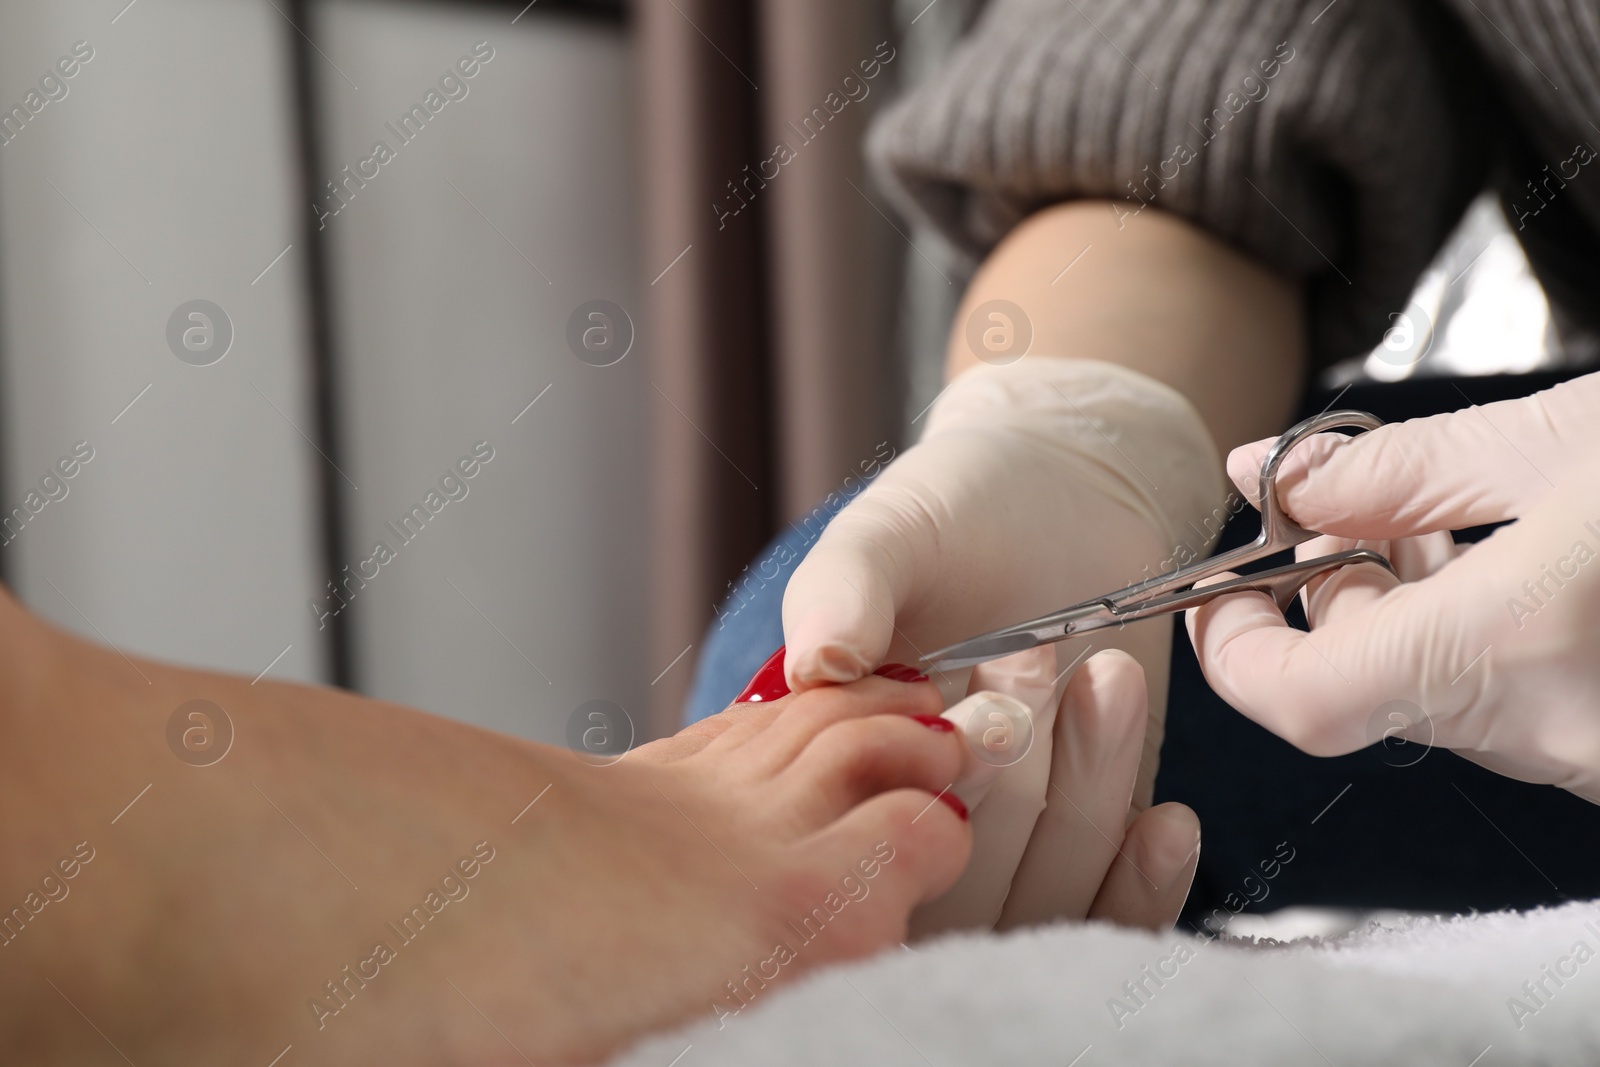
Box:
[914,647,1201,937]
[1187,371,1600,803]
[782,357,1228,930]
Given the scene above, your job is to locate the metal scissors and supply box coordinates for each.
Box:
[921,409,1396,672]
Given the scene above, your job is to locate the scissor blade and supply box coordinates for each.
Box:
[920,601,1116,672]
[920,630,1042,672]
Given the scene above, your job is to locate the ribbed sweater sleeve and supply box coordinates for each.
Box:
[867,0,1491,368]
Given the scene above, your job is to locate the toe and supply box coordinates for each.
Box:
[628,704,781,764]
[686,702,787,752]
[743,676,944,775]
[783,788,971,957]
[627,734,711,763]
[774,712,966,829]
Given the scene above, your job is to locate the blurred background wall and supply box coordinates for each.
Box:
[316,0,649,742]
[0,0,329,685]
[0,0,651,745]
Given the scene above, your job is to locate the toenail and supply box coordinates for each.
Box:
[936,791,969,821]
[873,663,930,683]
[734,646,790,703]
[910,714,954,732]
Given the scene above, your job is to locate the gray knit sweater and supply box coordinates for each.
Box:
[867,0,1600,368]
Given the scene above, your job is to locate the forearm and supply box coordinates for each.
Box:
[945,201,1306,455]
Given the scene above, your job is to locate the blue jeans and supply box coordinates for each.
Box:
[681,491,853,725]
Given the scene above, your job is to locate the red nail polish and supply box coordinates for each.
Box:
[734,646,789,704]
[937,791,969,822]
[873,663,930,684]
[910,714,954,732]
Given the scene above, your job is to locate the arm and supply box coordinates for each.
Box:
[946,200,1305,455]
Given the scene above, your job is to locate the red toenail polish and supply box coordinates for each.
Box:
[937,791,969,821]
[873,663,930,683]
[734,646,789,703]
[911,714,954,732]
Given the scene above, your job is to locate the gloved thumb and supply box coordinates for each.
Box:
[1226,379,1597,539]
[782,517,912,690]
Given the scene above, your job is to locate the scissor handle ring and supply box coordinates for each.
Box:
[1257,409,1385,546]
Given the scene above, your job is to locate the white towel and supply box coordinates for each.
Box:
[609,901,1600,1065]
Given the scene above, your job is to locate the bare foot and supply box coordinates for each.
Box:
[0,590,969,1064]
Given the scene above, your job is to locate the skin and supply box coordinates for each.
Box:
[947,200,1306,453]
[0,584,973,1065]
[0,579,1182,1065]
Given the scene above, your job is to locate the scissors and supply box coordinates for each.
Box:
[921,409,1397,673]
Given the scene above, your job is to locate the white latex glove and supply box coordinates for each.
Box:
[1188,371,1600,803]
[915,649,1201,938]
[782,357,1227,930]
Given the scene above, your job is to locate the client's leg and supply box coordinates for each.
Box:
[0,588,969,1065]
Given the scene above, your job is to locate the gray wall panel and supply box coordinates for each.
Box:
[0,0,329,684]
[318,1,649,742]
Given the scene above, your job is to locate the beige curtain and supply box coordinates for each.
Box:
[638,0,900,735]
